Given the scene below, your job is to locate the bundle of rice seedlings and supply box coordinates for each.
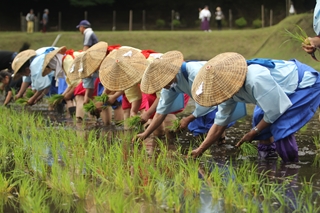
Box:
[83,100,96,114]
[15,98,28,105]
[94,94,109,110]
[94,93,108,103]
[167,118,181,132]
[284,25,319,61]
[124,115,141,129]
[25,88,35,98]
[47,94,64,107]
[238,142,258,157]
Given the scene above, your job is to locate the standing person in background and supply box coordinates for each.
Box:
[215,7,224,30]
[42,9,49,33]
[76,20,98,51]
[26,9,35,33]
[199,6,211,32]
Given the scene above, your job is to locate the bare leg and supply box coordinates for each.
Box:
[100,107,112,126]
[114,106,124,124]
[75,95,85,122]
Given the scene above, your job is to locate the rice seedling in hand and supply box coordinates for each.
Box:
[284,25,319,61]
[83,100,100,118]
[47,94,64,107]
[15,98,28,105]
[238,142,258,157]
[167,118,181,132]
[94,94,108,103]
[124,115,142,129]
[25,88,35,99]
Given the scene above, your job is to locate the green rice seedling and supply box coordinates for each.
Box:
[124,115,142,129]
[10,88,16,97]
[0,174,16,209]
[17,178,50,213]
[47,94,64,107]
[83,100,97,114]
[312,154,320,167]
[284,25,310,45]
[25,88,35,99]
[312,134,320,152]
[283,25,320,61]
[94,93,108,103]
[167,118,181,132]
[15,97,28,105]
[238,142,258,157]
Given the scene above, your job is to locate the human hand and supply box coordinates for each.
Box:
[235,130,256,147]
[191,147,204,158]
[140,112,150,125]
[302,37,320,54]
[178,117,191,130]
[132,133,146,143]
[95,101,103,111]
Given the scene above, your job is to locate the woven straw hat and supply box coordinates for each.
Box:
[99,48,148,91]
[12,49,37,80]
[66,52,85,81]
[140,50,183,94]
[78,41,108,79]
[191,52,247,107]
[41,46,67,77]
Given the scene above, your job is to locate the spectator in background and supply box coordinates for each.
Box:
[199,6,211,32]
[215,7,224,30]
[42,9,49,33]
[76,20,98,51]
[26,9,35,33]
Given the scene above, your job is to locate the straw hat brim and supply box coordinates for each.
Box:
[66,53,85,81]
[99,48,148,91]
[41,46,67,77]
[78,41,108,79]
[140,50,183,94]
[12,49,37,81]
[191,52,247,107]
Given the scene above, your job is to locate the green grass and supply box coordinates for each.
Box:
[1,13,319,69]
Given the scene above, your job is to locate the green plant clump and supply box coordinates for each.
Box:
[252,19,262,29]
[156,19,166,29]
[25,88,35,99]
[235,17,247,28]
[238,142,258,157]
[47,94,65,107]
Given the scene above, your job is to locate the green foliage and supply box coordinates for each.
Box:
[47,94,64,107]
[252,19,262,29]
[235,17,247,28]
[69,0,114,7]
[156,19,166,29]
[25,88,35,99]
[172,19,181,28]
[284,25,310,44]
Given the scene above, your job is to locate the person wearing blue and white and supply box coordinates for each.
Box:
[134,51,238,142]
[302,0,320,54]
[13,47,66,105]
[191,52,320,163]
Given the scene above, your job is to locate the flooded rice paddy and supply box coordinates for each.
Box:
[1,97,320,213]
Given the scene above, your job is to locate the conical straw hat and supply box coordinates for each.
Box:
[12,49,36,80]
[78,41,108,79]
[191,52,247,107]
[140,50,183,94]
[41,46,67,77]
[66,52,85,81]
[99,48,148,91]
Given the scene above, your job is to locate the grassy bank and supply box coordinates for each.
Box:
[0,13,319,69]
